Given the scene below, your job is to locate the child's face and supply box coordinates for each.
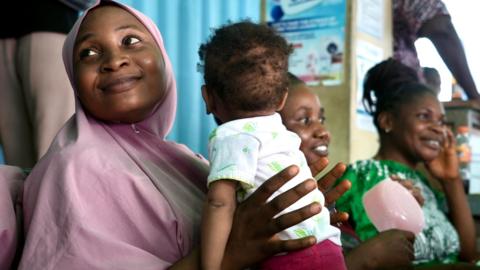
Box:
[280,84,330,165]
[385,93,446,164]
[73,5,166,123]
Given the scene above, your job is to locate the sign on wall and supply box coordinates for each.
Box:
[266,0,347,86]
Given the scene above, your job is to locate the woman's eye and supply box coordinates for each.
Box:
[416,113,430,121]
[79,48,98,59]
[123,36,140,46]
[437,119,447,126]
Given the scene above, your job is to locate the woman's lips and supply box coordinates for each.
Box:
[313,144,329,156]
[100,76,141,94]
[424,139,441,151]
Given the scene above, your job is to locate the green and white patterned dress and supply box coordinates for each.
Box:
[336,159,459,265]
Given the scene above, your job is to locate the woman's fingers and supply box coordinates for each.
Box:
[391,175,425,206]
[317,162,346,193]
[402,231,416,260]
[411,186,425,206]
[248,165,300,206]
[267,236,316,254]
[263,202,321,235]
[308,157,329,177]
[324,179,351,206]
[330,211,349,225]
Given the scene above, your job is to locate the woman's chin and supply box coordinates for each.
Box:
[420,152,440,163]
[306,152,327,166]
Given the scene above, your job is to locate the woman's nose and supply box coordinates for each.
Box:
[100,50,129,72]
[313,126,330,142]
[431,122,445,134]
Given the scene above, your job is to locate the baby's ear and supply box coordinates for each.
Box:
[201,85,214,114]
[276,91,289,111]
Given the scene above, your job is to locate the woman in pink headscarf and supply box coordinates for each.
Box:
[17,1,344,269]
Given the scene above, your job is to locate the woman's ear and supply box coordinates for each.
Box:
[377,111,393,134]
[276,91,289,111]
[201,85,214,114]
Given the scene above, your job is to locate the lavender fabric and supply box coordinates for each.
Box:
[19,1,208,269]
[0,165,25,269]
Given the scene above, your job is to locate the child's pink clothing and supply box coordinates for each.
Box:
[260,240,347,270]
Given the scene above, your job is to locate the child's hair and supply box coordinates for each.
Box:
[198,21,293,112]
[362,58,436,130]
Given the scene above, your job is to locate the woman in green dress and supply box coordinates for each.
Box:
[336,58,478,267]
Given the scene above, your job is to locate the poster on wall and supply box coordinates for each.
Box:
[266,0,347,86]
[357,0,384,39]
[356,40,383,132]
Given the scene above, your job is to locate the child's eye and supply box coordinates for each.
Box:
[123,36,141,46]
[300,117,310,125]
[79,48,98,59]
[319,116,326,124]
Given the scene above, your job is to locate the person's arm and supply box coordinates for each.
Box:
[221,165,320,270]
[419,15,480,100]
[201,180,237,270]
[169,165,321,270]
[345,229,415,270]
[426,129,477,261]
[441,177,477,261]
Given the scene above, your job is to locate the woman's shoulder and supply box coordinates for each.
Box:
[341,159,399,186]
[345,159,383,175]
[28,141,127,187]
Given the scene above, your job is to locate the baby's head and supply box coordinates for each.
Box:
[280,73,330,165]
[66,1,172,124]
[198,21,292,124]
[363,58,446,163]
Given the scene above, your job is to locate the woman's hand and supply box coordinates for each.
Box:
[390,175,425,206]
[345,229,415,270]
[425,128,460,182]
[221,165,320,270]
[311,158,351,224]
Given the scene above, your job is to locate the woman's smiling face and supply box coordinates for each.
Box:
[386,93,446,165]
[280,84,330,165]
[73,5,166,123]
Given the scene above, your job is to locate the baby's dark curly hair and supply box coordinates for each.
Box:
[363,58,437,131]
[198,21,293,113]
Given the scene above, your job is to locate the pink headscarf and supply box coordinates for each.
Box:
[19,1,208,269]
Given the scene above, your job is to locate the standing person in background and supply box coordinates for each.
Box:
[393,0,480,100]
[422,67,442,95]
[0,0,94,168]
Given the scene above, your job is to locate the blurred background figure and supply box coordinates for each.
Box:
[0,1,94,168]
[422,66,441,95]
[393,0,480,100]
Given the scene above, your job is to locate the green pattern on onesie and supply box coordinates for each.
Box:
[268,161,284,173]
[208,128,217,142]
[293,228,309,238]
[242,122,257,133]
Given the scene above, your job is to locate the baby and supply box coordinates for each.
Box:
[199,21,345,270]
